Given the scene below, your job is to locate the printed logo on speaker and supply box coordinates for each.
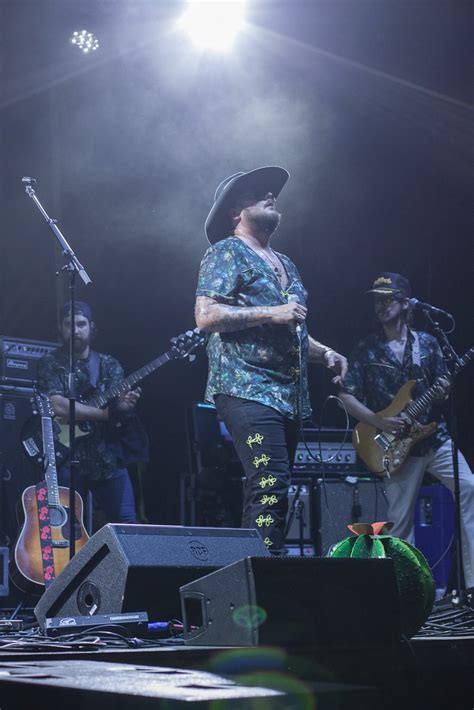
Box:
[189,540,210,561]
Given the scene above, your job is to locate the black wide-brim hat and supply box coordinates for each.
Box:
[205,166,290,244]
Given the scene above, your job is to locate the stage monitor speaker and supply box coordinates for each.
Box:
[34,524,269,629]
[181,556,400,647]
[314,477,388,556]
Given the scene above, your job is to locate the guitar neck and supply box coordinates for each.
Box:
[87,350,174,409]
[405,347,473,420]
[41,416,61,508]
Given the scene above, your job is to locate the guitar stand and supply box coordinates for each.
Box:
[7,593,36,625]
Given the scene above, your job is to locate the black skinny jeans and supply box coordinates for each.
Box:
[214,395,299,552]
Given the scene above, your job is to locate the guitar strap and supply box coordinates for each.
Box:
[35,482,56,587]
[88,350,101,388]
[410,330,421,369]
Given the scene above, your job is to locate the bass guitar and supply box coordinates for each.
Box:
[11,393,89,593]
[21,328,205,467]
[353,346,474,477]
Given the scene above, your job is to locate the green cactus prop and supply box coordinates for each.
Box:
[329,522,435,638]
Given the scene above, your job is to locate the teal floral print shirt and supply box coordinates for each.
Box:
[196,237,311,420]
[341,329,450,456]
[37,348,129,480]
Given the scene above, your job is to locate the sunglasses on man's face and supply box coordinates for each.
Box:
[374,294,403,305]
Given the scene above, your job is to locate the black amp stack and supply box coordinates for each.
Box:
[286,427,388,556]
[0,335,59,386]
[0,335,59,557]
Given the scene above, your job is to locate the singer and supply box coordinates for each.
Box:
[195,167,347,552]
[339,272,474,589]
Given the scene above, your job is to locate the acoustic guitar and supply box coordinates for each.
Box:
[11,393,89,594]
[353,346,474,477]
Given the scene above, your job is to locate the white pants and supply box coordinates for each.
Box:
[384,439,474,588]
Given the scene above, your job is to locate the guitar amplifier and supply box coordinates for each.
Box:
[0,335,59,385]
[0,387,39,550]
[293,441,358,474]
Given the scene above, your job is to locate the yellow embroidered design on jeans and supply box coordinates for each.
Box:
[263,537,273,547]
[253,454,271,469]
[246,433,264,449]
[258,474,277,489]
[260,494,278,506]
[255,514,274,528]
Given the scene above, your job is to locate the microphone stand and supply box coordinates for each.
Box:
[421,308,467,607]
[22,177,91,562]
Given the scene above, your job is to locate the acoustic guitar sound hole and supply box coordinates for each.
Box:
[49,505,68,528]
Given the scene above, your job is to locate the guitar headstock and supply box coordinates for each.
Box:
[455,346,474,374]
[170,328,206,360]
[32,391,55,418]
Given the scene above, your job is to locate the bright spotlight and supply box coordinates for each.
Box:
[178,0,247,52]
[70,30,100,54]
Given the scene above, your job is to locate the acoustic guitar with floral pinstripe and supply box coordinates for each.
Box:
[11,393,89,593]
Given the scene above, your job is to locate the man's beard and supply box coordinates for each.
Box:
[246,207,281,235]
[72,337,91,356]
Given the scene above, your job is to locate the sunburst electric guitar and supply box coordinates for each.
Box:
[21,328,205,468]
[353,346,474,478]
[11,393,89,593]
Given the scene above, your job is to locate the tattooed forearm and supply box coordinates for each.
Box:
[308,335,332,364]
[195,296,274,332]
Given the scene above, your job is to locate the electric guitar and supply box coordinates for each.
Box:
[21,328,205,467]
[11,393,89,593]
[353,346,474,477]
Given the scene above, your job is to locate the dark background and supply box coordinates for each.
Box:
[1,0,472,524]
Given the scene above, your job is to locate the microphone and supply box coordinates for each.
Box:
[408,298,451,317]
[287,294,302,337]
[21,176,37,185]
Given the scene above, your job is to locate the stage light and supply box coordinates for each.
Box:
[70,30,99,54]
[178,0,247,52]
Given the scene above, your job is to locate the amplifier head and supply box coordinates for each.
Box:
[293,441,357,473]
[0,335,59,384]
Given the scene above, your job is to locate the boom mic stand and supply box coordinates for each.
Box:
[421,308,468,608]
[22,177,91,562]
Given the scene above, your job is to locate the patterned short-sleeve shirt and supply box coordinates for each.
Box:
[196,237,311,419]
[341,329,450,455]
[37,347,128,480]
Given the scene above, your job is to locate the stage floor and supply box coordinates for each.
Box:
[0,633,473,709]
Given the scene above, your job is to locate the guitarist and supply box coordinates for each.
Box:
[36,301,147,524]
[339,273,474,590]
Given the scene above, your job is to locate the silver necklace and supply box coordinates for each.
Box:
[238,236,284,278]
[258,249,284,277]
